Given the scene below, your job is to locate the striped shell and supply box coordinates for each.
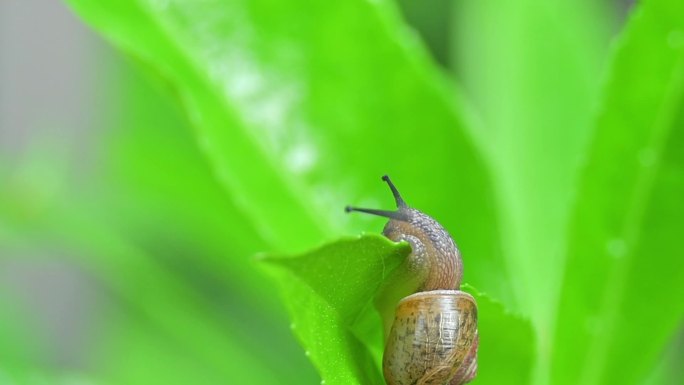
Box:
[383,290,478,385]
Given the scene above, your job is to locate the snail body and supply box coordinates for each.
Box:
[346,176,479,385]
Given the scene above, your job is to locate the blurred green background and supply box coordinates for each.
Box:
[1,0,683,384]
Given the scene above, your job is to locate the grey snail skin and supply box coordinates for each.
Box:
[346,175,479,385]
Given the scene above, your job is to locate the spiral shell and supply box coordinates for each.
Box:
[383,291,478,385]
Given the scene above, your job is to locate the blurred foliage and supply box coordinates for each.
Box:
[552,1,684,383]
[0,0,683,384]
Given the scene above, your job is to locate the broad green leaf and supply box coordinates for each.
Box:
[99,59,272,291]
[95,52,289,316]
[262,235,410,385]
[64,0,514,311]
[263,235,534,385]
[461,285,535,385]
[101,53,319,382]
[451,0,614,332]
[552,1,684,384]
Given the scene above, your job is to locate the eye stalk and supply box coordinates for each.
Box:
[345,175,409,221]
[381,175,407,208]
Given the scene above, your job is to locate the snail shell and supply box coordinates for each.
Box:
[383,291,478,385]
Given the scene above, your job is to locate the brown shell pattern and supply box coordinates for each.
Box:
[383,290,478,385]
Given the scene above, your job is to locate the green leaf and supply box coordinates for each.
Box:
[262,235,409,385]
[95,68,320,383]
[451,0,614,327]
[97,53,278,305]
[263,235,534,385]
[552,1,684,384]
[462,285,535,385]
[64,0,514,311]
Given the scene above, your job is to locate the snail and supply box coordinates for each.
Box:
[346,175,479,385]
